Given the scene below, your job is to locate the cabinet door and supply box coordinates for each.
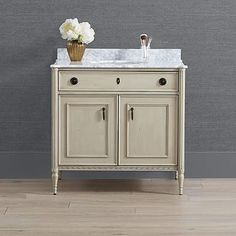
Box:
[59,95,116,165]
[120,96,177,165]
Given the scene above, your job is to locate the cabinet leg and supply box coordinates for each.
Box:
[175,171,178,180]
[52,170,58,195]
[178,172,184,195]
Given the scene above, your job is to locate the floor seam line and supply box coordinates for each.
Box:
[3,207,8,215]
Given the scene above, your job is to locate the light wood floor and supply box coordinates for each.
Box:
[0,178,236,235]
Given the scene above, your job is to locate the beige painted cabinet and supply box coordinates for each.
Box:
[51,69,186,195]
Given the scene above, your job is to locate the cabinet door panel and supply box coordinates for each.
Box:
[120,96,177,165]
[59,95,116,165]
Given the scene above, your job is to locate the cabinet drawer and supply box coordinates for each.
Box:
[58,71,178,91]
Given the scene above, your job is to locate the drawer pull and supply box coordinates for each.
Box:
[116,78,120,84]
[159,78,167,86]
[70,77,78,85]
[102,107,106,120]
[130,107,134,120]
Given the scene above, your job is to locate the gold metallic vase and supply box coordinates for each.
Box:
[67,41,85,61]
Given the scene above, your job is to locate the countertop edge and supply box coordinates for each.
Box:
[50,65,188,69]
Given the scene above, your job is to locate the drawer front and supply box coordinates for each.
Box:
[58,71,178,91]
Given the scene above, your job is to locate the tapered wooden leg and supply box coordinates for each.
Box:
[175,171,178,180]
[52,170,58,195]
[178,172,184,195]
[177,69,185,196]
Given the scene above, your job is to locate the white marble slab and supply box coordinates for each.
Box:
[51,48,187,69]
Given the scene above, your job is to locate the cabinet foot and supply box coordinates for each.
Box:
[178,172,184,195]
[52,170,58,195]
[175,171,178,180]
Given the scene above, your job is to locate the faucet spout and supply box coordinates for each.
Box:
[140,34,148,58]
[140,34,152,58]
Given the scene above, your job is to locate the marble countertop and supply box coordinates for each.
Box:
[51,48,187,69]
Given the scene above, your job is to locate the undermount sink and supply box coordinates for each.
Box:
[89,59,146,64]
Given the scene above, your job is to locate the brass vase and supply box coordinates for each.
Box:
[67,41,86,61]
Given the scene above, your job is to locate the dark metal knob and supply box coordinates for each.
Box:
[116,78,120,84]
[70,77,78,85]
[159,78,167,86]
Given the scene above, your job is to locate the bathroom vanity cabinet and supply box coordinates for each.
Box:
[51,49,187,195]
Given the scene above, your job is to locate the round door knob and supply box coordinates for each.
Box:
[159,78,167,86]
[116,77,120,84]
[70,77,78,85]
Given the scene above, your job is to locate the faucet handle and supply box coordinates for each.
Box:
[147,36,152,49]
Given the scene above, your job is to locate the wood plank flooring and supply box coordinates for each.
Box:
[0,178,236,235]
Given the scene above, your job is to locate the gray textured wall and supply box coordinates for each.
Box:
[0,0,235,178]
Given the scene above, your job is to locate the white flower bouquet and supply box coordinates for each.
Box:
[59,18,95,44]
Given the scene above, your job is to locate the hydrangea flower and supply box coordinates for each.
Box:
[59,18,95,44]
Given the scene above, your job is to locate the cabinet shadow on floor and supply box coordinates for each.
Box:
[56,179,179,195]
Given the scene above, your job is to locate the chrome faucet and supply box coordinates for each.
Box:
[140,34,152,58]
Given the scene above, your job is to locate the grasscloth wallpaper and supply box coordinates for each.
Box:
[0,0,235,178]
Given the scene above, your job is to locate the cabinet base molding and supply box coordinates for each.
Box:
[58,165,177,171]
